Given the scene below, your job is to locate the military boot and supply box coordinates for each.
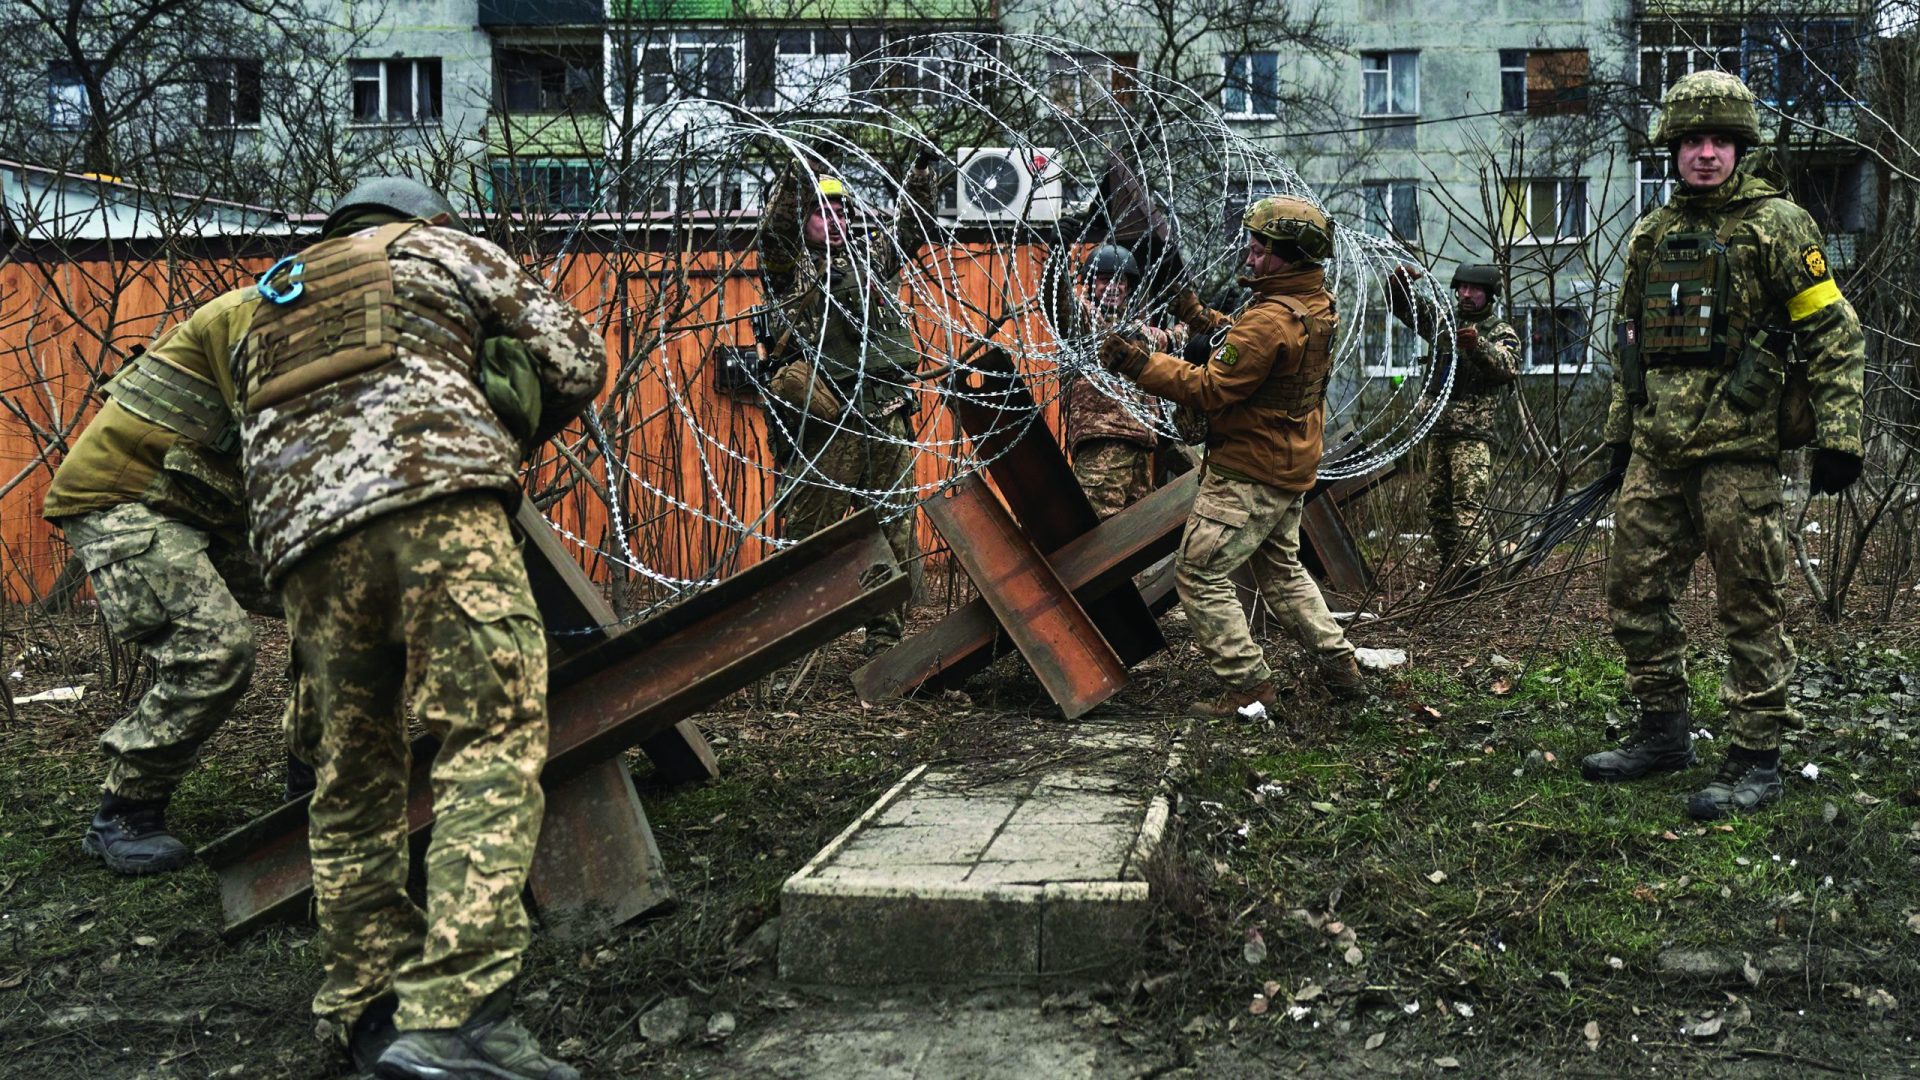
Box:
[1318,655,1367,701]
[376,989,579,1080]
[82,792,191,875]
[347,995,400,1075]
[1188,680,1277,721]
[284,753,317,803]
[1686,747,1783,821]
[1580,710,1695,782]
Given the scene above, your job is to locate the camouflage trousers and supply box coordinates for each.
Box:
[777,410,918,642]
[280,493,548,1032]
[1427,437,1492,566]
[1607,455,1798,750]
[1176,470,1355,690]
[58,503,259,802]
[1071,438,1154,521]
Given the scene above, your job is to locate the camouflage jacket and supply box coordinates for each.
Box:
[1602,165,1865,468]
[758,170,934,415]
[236,224,606,583]
[1389,290,1521,443]
[43,286,257,536]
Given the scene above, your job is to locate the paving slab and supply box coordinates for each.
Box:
[780,724,1170,985]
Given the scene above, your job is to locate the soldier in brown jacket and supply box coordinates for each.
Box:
[1102,196,1365,716]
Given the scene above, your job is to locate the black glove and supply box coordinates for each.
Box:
[1809,448,1863,495]
[1607,442,1631,475]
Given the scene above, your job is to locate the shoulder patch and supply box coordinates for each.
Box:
[1801,244,1828,281]
[1216,343,1239,368]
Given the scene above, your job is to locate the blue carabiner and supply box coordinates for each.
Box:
[258,254,306,305]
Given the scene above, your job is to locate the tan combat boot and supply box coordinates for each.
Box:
[1319,654,1367,701]
[1188,680,1277,720]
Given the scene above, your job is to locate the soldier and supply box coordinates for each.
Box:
[41,284,305,876]
[1062,244,1178,519]
[758,163,934,653]
[1100,196,1365,715]
[236,177,606,1078]
[1387,263,1522,575]
[1580,72,1865,820]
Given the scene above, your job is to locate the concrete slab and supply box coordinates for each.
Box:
[779,725,1171,985]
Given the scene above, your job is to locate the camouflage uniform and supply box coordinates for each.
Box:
[42,286,270,803]
[238,217,605,1032]
[1071,437,1154,520]
[1604,161,1865,751]
[1389,286,1522,566]
[759,170,934,645]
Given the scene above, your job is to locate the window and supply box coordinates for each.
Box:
[1745,20,1860,107]
[498,46,601,113]
[770,30,853,110]
[1361,179,1420,241]
[48,61,88,131]
[1522,305,1591,372]
[1361,51,1417,116]
[1637,156,1674,211]
[1222,52,1279,118]
[489,159,599,213]
[638,159,756,213]
[863,36,984,108]
[1049,51,1138,114]
[1499,49,1589,115]
[350,58,442,124]
[1638,23,1741,103]
[1501,178,1587,242]
[639,32,737,106]
[201,58,262,127]
[1360,304,1420,377]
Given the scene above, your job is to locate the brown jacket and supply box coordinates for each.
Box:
[1132,267,1334,492]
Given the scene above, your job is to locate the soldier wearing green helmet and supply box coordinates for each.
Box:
[1582,70,1866,821]
[1386,261,1522,578]
[1100,194,1364,714]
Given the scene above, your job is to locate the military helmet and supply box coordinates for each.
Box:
[1083,243,1140,283]
[1450,263,1502,298]
[1244,195,1335,263]
[323,176,461,235]
[1653,70,1761,146]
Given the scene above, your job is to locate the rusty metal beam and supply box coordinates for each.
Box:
[200,510,908,936]
[923,475,1128,718]
[854,470,1197,704]
[944,348,1166,667]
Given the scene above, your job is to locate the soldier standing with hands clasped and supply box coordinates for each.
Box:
[1580,72,1866,820]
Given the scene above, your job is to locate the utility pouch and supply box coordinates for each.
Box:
[1616,320,1646,406]
[1721,328,1778,415]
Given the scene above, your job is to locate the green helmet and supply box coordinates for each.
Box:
[1083,243,1140,283]
[323,176,463,235]
[1450,264,1502,298]
[1244,195,1334,263]
[1653,70,1761,146]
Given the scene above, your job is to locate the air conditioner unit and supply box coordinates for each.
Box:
[954,147,1063,224]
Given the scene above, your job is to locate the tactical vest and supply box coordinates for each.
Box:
[1635,202,1762,369]
[104,349,236,452]
[1250,295,1335,418]
[242,221,477,413]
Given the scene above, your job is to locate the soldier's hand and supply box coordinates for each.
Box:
[1455,326,1479,353]
[1809,448,1863,495]
[1100,333,1150,379]
[1389,264,1424,284]
[1607,441,1632,475]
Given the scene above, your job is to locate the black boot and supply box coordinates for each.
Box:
[1687,747,1783,821]
[83,792,191,875]
[1580,710,1695,782]
[283,753,317,803]
[377,988,579,1080]
[348,995,400,1075]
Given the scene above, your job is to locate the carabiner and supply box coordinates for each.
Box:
[258,254,306,305]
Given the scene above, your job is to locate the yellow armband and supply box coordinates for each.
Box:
[1787,278,1842,322]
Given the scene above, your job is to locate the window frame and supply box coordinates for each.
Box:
[487,157,601,214]
[349,57,443,126]
[1359,302,1422,379]
[201,57,263,129]
[1360,50,1418,118]
[1520,302,1592,374]
[1221,51,1280,119]
[1360,178,1421,243]
[1048,50,1139,116]
[1500,49,1527,113]
[638,30,739,107]
[48,60,89,132]
[1503,177,1589,244]
[497,45,602,114]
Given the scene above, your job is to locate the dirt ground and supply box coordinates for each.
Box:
[2,555,1917,1079]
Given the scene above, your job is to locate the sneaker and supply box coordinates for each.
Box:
[82,793,191,875]
[1580,710,1696,783]
[1686,749,1782,821]
[376,991,579,1080]
[1188,680,1277,720]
